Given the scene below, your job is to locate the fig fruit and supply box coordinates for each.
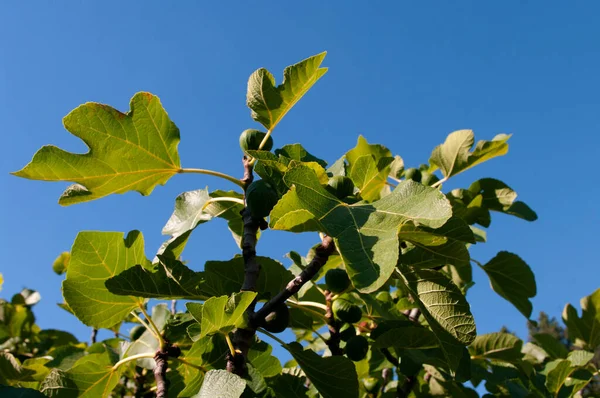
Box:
[325,268,351,293]
[245,179,279,219]
[239,129,273,152]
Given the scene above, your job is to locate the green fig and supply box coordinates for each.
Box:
[263,304,289,333]
[239,129,273,153]
[345,335,369,361]
[325,268,351,293]
[245,179,279,219]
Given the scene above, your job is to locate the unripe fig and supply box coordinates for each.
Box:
[326,176,355,199]
[332,296,362,324]
[404,168,421,182]
[339,323,356,342]
[130,325,145,341]
[325,268,351,293]
[245,180,279,219]
[345,335,369,361]
[420,172,440,186]
[362,377,381,393]
[263,304,289,333]
[239,129,273,152]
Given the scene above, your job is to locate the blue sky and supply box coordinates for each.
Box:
[1,1,598,363]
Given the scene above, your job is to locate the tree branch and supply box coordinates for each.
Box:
[252,236,335,324]
[154,350,169,398]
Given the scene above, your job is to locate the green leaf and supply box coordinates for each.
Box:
[345,136,394,201]
[372,326,438,350]
[40,369,78,398]
[400,269,476,373]
[562,288,600,349]
[121,304,171,369]
[57,352,122,398]
[162,188,245,250]
[521,342,548,365]
[286,342,358,398]
[469,333,523,362]
[247,52,328,132]
[176,335,229,396]
[545,359,573,394]
[567,350,594,367]
[197,369,246,398]
[267,373,309,397]
[532,333,568,359]
[468,178,537,221]
[248,339,282,378]
[0,352,36,384]
[13,92,181,205]
[201,256,294,301]
[188,292,257,338]
[275,144,327,168]
[429,130,510,180]
[105,255,207,300]
[479,251,536,318]
[398,217,474,269]
[270,165,452,293]
[52,252,71,275]
[0,386,45,398]
[63,231,150,328]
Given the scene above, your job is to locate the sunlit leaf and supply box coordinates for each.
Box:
[13,92,181,205]
[345,136,394,201]
[429,130,510,180]
[63,231,150,328]
[187,292,257,338]
[469,332,523,362]
[247,52,327,132]
[270,165,452,292]
[121,304,171,369]
[197,369,246,398]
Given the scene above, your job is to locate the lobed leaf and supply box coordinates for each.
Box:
[188,292,257,338]
[270,165,452,293]
[247,52,328,132]
[429,130,510,180]
[63,231,150,328]
[13,92,181,205]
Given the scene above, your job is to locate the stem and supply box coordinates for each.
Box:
[470,258,484,267]
[154,350,169,398]
[201,197,245,211]
[257,327,287,346]
[287,299,328,312]
[139,305,165,349]
[225,334,237,357]
[90,328,97,345]
[130,311,160,341]
[248,130,273,166]
[180,168,245,188]
[286,301,327,322]
[312,328,327,344]
[112,353,156,370]
[171,357,207,372]
[431,177,447,189]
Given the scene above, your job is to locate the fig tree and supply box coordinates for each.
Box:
[325,268,351,293]
[332,296,362,324]
[345,335,369,361]
[263,304,289,333]
[326,176,355,199]
[239,129,273,152]
[245,179,279,219]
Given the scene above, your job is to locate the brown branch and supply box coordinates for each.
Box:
[380,348,399,367]
[154,350,169,398]
[90,328,97,345]
[226,156,260,376]
[252,236,335,324]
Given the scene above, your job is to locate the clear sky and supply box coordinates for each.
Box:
[1,0,598,361]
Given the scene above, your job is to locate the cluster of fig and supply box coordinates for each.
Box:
[403,164,439,186]
[325,269,369,362]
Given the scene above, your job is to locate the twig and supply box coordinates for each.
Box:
[90,328,97,345]
[226,156,260,376]
[380,348,399,367]
[252,236,335,324]
[170,299,177,314]
[154,349,169,398]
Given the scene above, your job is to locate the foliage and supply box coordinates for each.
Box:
[7,52,598,397]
